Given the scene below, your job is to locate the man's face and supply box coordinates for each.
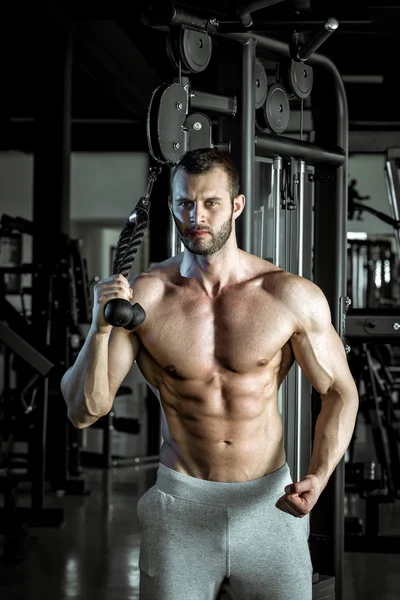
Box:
[169,168,234,256]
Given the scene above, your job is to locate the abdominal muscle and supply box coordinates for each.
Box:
[145,373,286,483]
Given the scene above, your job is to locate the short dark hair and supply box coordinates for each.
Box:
[171,148,240,201]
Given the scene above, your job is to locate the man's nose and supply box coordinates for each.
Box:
[189,204,205,225]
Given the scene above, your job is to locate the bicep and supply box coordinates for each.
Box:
[108,328,139,401]
[288,280,355,396]
[291,322,353,395]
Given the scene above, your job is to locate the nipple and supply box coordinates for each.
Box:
[165,365,183,380]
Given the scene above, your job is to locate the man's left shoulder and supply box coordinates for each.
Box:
[261,268,312,294]
[269,272,329,316]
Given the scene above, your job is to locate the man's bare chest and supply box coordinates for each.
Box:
[137,288,295,377]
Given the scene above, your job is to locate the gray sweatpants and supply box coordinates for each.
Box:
[137,462,313,600]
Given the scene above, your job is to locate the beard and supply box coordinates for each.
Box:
[172,211,233,256]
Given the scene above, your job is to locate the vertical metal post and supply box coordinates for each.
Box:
[297,160,306,277]
[172,223,183,256]
[312,64,348,600]
[273,157,283,268]
[148,166,173,455]
[32,25,73,498]
[272,156,287,449]
[294,159,306,483]
[169,165,183,258]
[239,38,256,253]
[149,166,173,264]
[384,159,400,256]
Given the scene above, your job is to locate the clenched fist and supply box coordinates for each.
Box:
[92,274,133,333]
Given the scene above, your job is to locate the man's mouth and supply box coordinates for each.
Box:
[187,230,209,236]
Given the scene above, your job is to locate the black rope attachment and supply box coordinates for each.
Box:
[104,163,162,329]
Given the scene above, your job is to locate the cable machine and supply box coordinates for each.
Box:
[97,2,348,597]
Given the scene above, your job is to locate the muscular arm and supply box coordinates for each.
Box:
[61,270,162,429]
[289,277,359,490]
[61,327,138,428]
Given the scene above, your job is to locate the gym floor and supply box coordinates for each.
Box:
[1,421,399,600]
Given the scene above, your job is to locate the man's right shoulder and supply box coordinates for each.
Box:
[130,255,180,299]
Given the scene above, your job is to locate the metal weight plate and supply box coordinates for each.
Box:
[146,83,188,165]
[255,59,268,109]
[184,113,212,150]
[264,84,290,134]
[180,27,212,73]
[289,60,314,99]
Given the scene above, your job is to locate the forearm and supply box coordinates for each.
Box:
[307,385,359,489]
[61,327,112,428]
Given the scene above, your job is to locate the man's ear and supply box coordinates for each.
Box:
[233,194,246,220]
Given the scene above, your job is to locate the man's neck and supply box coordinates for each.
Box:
[180,244,248,296]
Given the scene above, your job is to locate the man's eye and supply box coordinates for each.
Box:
[178,201,217,207]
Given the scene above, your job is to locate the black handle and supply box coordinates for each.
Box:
[104,299,146,330]
[296,18,339,61]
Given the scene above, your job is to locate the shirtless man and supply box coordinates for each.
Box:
[61,148,359,600]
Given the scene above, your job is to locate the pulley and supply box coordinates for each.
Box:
[264,84,290,134]
[288,60,313,100]
[166,26,212,74]
[147,82,188,165]
[184,113,212,150]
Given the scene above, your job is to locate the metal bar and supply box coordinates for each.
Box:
[141,4,216,32]
[385,159,400,256]
[217,20,374,34]
[240,38,256,253]
[273,157,282,267]
[294,160,306,483]
[0,321,54,377]
[32,25,74,496]
[296,18,339,61]
[297,160,306,277]
[312,55,348,600]
[351,199,400,228]
[169,165,182,257]
[190,89,237,117]
[172,218,182,256]
[0,297,55,375]
[345,309,400,343]
[255,132,345,166]
[342,75,384,84]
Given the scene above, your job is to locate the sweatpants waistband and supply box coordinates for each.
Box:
[154,462,292,506]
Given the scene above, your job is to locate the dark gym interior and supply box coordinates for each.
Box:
[1,2,400,599]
